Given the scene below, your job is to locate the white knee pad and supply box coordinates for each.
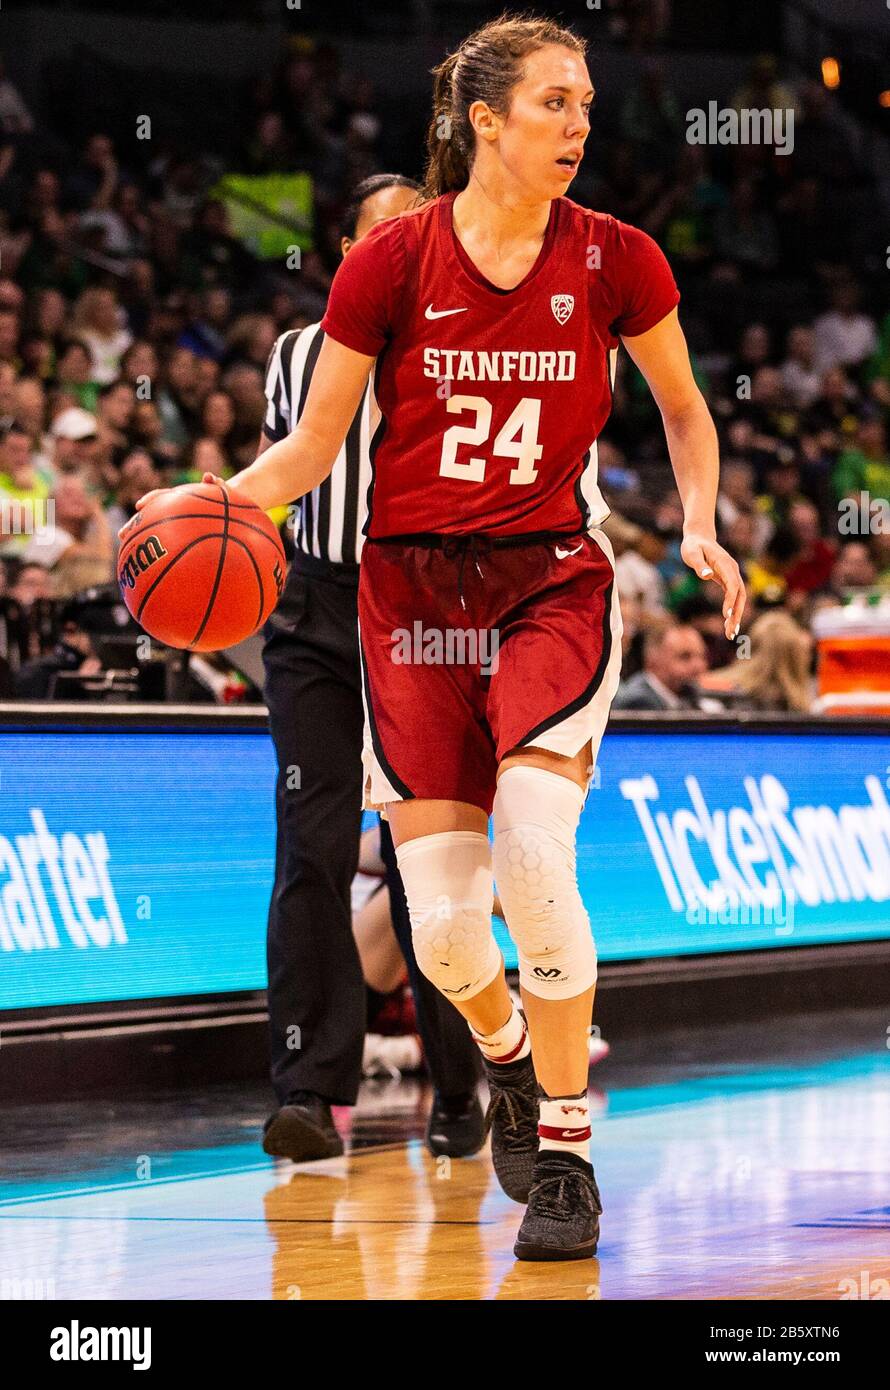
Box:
[394,830,502,1001]
[493,766,597,1000]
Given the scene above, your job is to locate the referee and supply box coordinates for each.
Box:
[260,174,484,1163]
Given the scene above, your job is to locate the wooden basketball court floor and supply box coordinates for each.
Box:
[1,1008,888,1301]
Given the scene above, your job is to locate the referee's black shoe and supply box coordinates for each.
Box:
[425,1089,486,1158]
[262,1091,344,1162]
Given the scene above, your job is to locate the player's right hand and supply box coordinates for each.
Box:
[123,473,230,539]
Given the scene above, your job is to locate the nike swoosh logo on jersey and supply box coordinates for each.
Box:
[555,543,584,559]
[425,304,468,319]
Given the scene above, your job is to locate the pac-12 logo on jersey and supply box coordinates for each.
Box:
[551,294,574,325]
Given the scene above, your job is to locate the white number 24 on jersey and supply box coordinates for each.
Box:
[438,394,543,485]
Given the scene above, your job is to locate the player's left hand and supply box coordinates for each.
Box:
[680,533,746,641]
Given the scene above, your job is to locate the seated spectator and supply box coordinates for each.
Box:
[71,286,133,386]
[14,375,48,451]
[49,406,100,485]
[804,366,862,453]
[178,288,231,363]
[224,313,278,376]
[21,473,112,597]
[120,340,160,391]
[0,420,50,559]
[79,181,149,266]
[55,338,99,413]
[742,367,801,445]
[1,559,53,673]
[194,354,220,399]
[756,459,805,530]
[96,379,135,446]
[832,417,890,505]
[612,620,713,711]
[746,525,798,605]
[0,359,17,426]
[831,541,877,594]
[157,345,200,448]
[784,498,836,597]
[813,279,878,375]
[200,388,236,454]
[8,557,51,608]
[179,198,259,294]
[699,611,814,712]
[105,450,162,561]
[130,398,174,464]
[0,305,21,368]
[19,333,55,381]
[219,361,266,466]
[607,508,668,616]
[63,132,121,214]
[717,458,773,551]
[727,323,772,396]
[26,286,66,340]
[673,591,737,671]
[15,602,102,700]
[172,435,232,486]
[780,326,822,409]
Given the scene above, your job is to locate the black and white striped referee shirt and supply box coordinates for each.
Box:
[263,323,378,566]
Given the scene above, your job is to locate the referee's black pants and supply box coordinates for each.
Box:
[262,552,481,1107]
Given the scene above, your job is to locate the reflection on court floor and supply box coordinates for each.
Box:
[1,1027,888,1300]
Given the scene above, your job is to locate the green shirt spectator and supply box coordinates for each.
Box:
[833,419,890,502]
[0,423,52,559]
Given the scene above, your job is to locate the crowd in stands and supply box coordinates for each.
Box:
[0,38,888,709]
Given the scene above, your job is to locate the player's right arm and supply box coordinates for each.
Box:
[129,338,374,523]
[227,336,375,509]
[130,219,402,526]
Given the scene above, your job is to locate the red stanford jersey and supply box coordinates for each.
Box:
[320,191,679,539]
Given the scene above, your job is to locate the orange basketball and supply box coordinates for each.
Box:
[117,482,286,651]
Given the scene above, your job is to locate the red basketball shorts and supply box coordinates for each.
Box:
[357,529,623,816]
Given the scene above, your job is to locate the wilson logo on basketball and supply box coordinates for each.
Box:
[551,294,574,324]
[118,535,168,591]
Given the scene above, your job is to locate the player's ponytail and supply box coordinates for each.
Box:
[422,11,586,201]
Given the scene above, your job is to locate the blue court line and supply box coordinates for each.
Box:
[0,1140,411,1209]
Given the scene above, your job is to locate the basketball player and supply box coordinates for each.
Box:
[259,174,484,1165]
[135,13,745,1260]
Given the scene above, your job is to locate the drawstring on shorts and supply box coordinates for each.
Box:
[442,534,493,611]
[367,529,591,612]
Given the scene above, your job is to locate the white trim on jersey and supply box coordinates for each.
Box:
[576,347,618,534]
[263,322,373,565]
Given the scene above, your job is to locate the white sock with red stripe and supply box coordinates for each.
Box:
[470,1000,530,1064]
[538,1092,591,1162]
